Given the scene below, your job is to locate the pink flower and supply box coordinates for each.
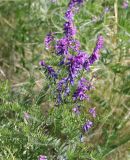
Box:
[122,1,128,9]
[24,112,30,121]
[38,155,47,160]
[72,106,80,114]
[89,107,96,118]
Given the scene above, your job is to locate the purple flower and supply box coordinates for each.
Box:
[70,39,81,52]
[122,1,128,9]
[73,87,89,101]
[89,35,104,63]
[55,37,69,55]
[65,9,74,21]
[64,21,77,37]
[69,0,84,8]
[59,59,65,66]
[104,7,110,13]
[40,61,57,80]
[39,60,45,66]
[40,0,104,114]
[72,106,80,114]
[51,0,56,2]
[24,112,30,121]
[78,78,93,91]
[44,33,54,50]
[75,52,88,64]
[64,86,70,96]
[73,78,93,101]
[84,35,104,69]
[89,107,96,118]
[57,93,62,104]
[57,77,68,103]
[57,77,68,92]
[83,120,93,132]
[38,155,47,160]
[67,52,88,83]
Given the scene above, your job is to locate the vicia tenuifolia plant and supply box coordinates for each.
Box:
[39,0,104,133]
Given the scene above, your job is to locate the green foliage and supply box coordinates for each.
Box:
[0,82,92,160]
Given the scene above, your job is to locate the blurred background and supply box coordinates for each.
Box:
[0,0,130,159]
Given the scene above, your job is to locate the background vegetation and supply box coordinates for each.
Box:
[0,0,130,159]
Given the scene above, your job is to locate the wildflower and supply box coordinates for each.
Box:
[89,35,104,63]
[122,1,128,9]
[38,155,47,160]
[40,61,57,80]
[70,39,81,52]
[89,107,96,118]
[64,21,77,37]
[57,77,68,92]
[55,37,69,55]
[104,7,110,13]
[69,0,84,8]
[72,106,80,114]
[67,52,88,84]
[40,0,104,108]
[44,33,54,50]
[58,59,65,66]
[68,73,74,85]
[65,9,74,21]
[73,87,89,101]
[84,35,104,69]
[57,93,62,104]
[24,112,30,121]
[73,78,93,101]
[83,120,93,132]
[64,86,70,96]
[57,77,68,103]
[78,78,93,91]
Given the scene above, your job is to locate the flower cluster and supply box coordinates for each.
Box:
[83,120,93,132]
[64,21,77,37]
[44,33,54,50]
[69,0,84,7]
[73,78,93,101]
[40,0,104,134]
[67,52,88,83]
[40,60,57,80]
[84,35,104,70]
[57,77,69,103]
[55,37,69,55]
[89,35,104,64]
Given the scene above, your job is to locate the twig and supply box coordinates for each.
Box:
[12,79,43,88]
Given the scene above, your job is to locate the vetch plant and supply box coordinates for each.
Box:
[39,0,104,154]
[1,0,130,159]
[40,0,103,129]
